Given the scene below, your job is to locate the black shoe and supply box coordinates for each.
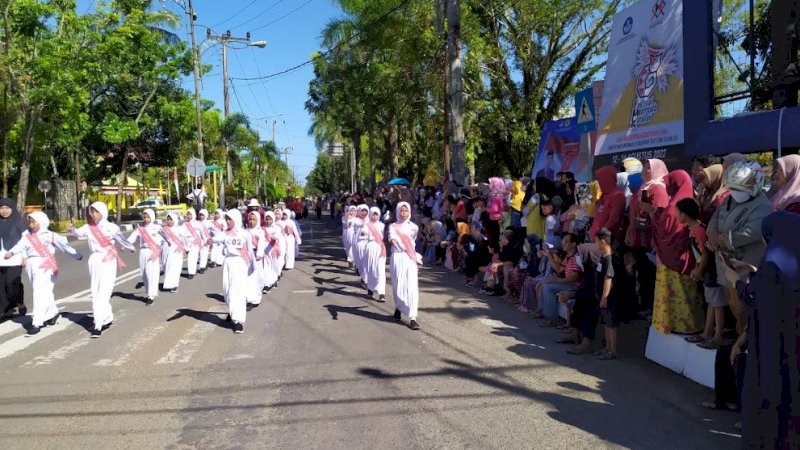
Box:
[0,313,11,323]
[145,298,154,305]
[101,321,113,331]
[187,274,194,280]
[246,304,254,311]
[251,303,259,308]
[273,282,278,290]
[27,326,40,336]
[17,306,27,317]
[394,309,402,322]
[234,323,244,334]
[169,288,177,293]
[378,295,386,303]
[409,320,420,330]
[262,287,268,294]
[44,314,59,327]
[135,282,144,289]
[91,328,102,338]
[367,290,373,297]
[198,268,206,274]
[225,314,232,323]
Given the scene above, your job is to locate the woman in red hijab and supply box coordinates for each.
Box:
[588,165,626,243]
[644,169,704,334]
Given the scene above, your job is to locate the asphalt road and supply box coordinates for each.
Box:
[0,220,740,449]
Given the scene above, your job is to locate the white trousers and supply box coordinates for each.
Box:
[162,249,183,290]
[263,252,279,288]
[247,255,263,305]
[366,243,386,295]
[26,258,58,327]
[285,235,297,269]
[139,248,160,299]
[210,243,224,265]
[390,252,419,320]
[186,246,200,275]
[223,256,248,324]
[199,244,210,269]
[356,239,369,283]
[89,253,116,330]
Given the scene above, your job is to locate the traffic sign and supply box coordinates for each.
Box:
[37,180,52,193]
[575,87,596,134]
[186,157,206,178]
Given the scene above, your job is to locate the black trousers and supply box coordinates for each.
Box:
[0,265,24,314]
[714,344,746,410]
[631,247,656,311]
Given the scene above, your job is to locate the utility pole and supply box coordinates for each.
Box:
[187,0,204,161]
[447,0,466,186]
[282,146,292,165]
[204,29,267,207]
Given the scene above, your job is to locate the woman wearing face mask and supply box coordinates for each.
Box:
[0,198,26,320]
[69,202,135,337]
[389,202,422,330]
[5,211,81,334]
[364,207,387,302]
[159,212,186,294]
[126,209,163,304]
[708,161,774,335]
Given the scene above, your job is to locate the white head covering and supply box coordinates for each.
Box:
[142,208,156,222]
[166,212,180,226]
[198,208,209,220]
[247,210,262,227]
[186,209,196,221]
[226,209,243,229]
[248,198,260,207]
[90,201,108,221]
[346,205,357,214]
[28,211,50,231]
[395,202,411,224]
[369,206,381,222]
[264,211,276,224]
[357,204,369,213]
[214,208,224,219]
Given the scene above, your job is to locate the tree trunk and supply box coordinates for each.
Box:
[447,0,467,186]
[15,108,38,209]
[116,148,129,223]
[441,0,451,183]
[368,125,375,190]
[351,131,361,192]
[389,114,399,178]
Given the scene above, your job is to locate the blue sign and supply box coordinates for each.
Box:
[575,87,596,134]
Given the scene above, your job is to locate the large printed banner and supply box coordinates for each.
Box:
[531,118,595,183]
[595,0,684,156]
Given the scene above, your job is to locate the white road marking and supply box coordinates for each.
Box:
[292,290,316,294]
[156,320,216,365]
[22,338,92,367]
[93,322,169,367]
[0,320,73,360]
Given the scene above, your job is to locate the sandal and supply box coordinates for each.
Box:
[597,351,618,360]
[685,335,707,343]
[697,339,723,350]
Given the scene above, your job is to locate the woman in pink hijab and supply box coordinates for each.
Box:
[769,154,800,214]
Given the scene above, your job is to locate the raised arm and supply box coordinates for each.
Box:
[53,233,82,260]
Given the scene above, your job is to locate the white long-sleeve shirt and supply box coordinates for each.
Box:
[8,230,81,261]
[70,221,134,255]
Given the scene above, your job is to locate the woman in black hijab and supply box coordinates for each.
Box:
[0,198,26,320]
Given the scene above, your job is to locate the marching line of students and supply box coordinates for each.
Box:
[343,202,422,331]
[2,203,303,338]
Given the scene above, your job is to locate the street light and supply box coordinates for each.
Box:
[201,29,267,208]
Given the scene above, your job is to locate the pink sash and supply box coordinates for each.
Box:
[391,223,417,261]
[213,221,223,231]
[28,232,58,275]
[89,225,125,268]
[184,222,203,248]
[227,230,251,266]
[162,226,185,254]
[267,230,281,257]
[366,222,386,257]
[139,226,161,261]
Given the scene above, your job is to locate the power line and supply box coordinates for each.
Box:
[230,0,413,82]
[212,0,259,28]
[249,0,315,32]
[227,0,285,32]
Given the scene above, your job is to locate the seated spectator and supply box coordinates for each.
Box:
[462,222,491,287]
[539,233,583,327]
[517,240,556,314]
[506,234,538,301]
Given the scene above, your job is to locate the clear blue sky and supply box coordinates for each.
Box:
[78,0,343,186]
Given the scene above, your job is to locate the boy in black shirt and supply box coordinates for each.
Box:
[595,228,618,360]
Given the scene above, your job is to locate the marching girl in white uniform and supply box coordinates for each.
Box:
[5,211,82,335]
[342,206,357,267]
[353,204,370,284]
[262,211,281,292]
[364,206,387,302]
[197,209,212,274]
[273,207,288,275]
[126,208,163,304]
[245,211,267,307]
[209,208,226,267]
[70,202,134,337]
[281,210,301,270]
[160,212,186,293]
[388,202,422,330]
[181,209,204,279]
[212,209,254,334]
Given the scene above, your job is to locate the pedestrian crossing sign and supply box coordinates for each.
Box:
[575,87,596,134]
